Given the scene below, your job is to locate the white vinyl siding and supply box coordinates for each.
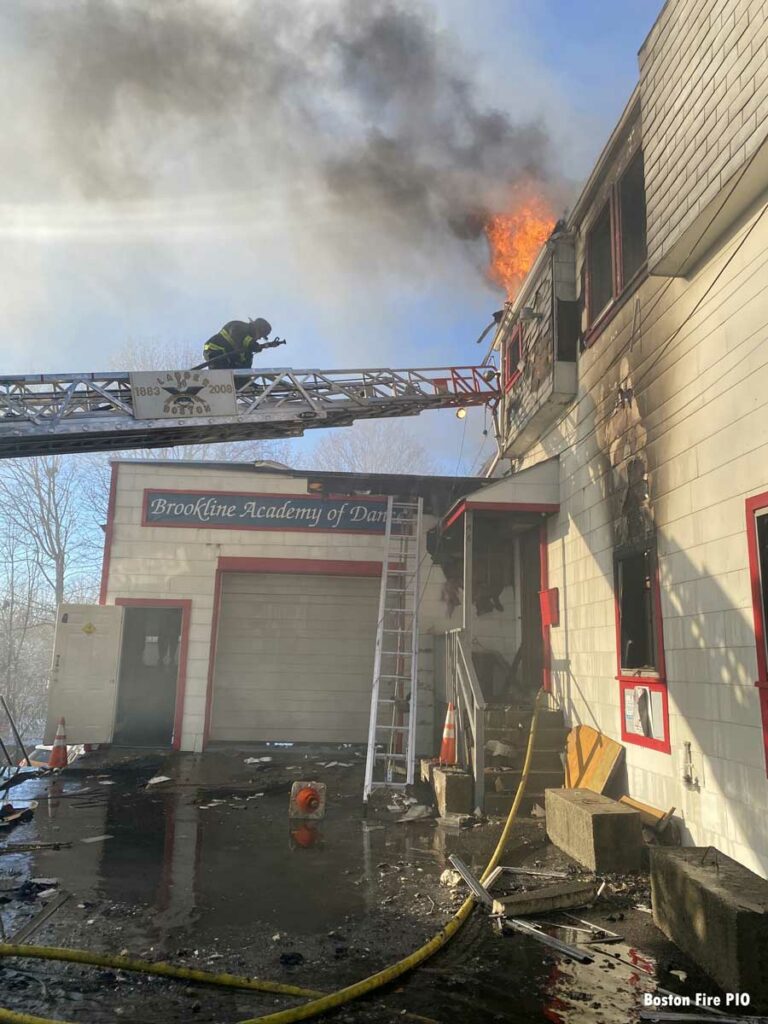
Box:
[209,573,379,742]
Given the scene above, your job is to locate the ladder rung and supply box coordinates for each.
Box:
[368,781,407,790]
[381,651,413,656]
[376,725,410,731]
[382,628,411,633]
[378,673,411,679]
[375,752,407,760]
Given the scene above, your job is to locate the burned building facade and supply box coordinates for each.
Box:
[492,0,768,873]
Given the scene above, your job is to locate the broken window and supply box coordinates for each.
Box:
[619,149,647,286]
[615,547,658,672]
[502,322,524,392]
[586,203,613,323]
[555,298,579,361]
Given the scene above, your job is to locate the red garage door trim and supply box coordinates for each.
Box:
[202,558,383,748]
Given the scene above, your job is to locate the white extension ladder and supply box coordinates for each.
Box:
[363,496,423,804]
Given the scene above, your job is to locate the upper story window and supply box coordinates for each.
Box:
[587,203,613,322]
[619,149,648,285]
[502,322,524,393]
[585,148,647,329]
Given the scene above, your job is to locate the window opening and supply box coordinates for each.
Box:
[587,203,613,322]
[616,548,656,671]
[619,149,647,286]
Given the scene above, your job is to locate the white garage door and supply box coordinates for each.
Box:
[209,573,380,742]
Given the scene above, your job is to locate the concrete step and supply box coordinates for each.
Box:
[483,746,564,772]
[485,767,564,794]
[484,706,564,731]
[484,791,549,816]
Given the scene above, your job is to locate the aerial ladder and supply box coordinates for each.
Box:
[0,364,499,459]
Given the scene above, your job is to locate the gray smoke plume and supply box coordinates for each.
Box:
[5,0,557,262]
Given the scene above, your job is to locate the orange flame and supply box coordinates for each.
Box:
[485,190,556,298]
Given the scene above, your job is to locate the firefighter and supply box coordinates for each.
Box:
[200,318,284,370]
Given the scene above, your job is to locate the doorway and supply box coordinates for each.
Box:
[515,525,543,695]
[113,605,183,746]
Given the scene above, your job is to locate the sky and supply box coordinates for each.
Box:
[0,0,662,472]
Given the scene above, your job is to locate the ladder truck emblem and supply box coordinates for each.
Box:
[159,371,212,416]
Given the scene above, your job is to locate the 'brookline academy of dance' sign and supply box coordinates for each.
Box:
[141,490,407,534]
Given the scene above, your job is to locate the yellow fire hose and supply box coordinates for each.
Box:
[0,690,546,1024]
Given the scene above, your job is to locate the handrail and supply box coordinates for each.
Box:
[445,628,486,812]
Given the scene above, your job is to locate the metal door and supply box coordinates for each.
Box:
[44,604,124,744]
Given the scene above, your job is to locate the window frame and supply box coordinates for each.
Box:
[613,542,670,753]
[585,198,616,326]
[502,322,524,394]
[583,146,648,345]
[744,491,768,774]
[616,148,648,294]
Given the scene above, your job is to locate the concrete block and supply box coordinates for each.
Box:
[545,788,643,873]
[650,847,768,1009]
[432,766,473,817]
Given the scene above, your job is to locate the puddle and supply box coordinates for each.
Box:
[0,753,720,1023]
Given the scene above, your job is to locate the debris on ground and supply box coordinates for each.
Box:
[565,724,623,793]
[397,804,434,823]
[491,879,598,917]
[0,747,724,1024]
[145,775,172,786]
[0,802,36,829]
[439,868,463,888]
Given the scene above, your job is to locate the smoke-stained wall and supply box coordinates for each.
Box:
[500,4,768,874]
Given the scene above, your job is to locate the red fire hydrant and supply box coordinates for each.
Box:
[288,780,327,820]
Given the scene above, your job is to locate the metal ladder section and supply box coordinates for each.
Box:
[363,496,423,804]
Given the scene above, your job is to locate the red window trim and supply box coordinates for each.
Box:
[613,545,670,753]
[583,145,648,344]
[114,597,191,753]
[619,677,671,754]
[502,322,524,393]
[744,490,768,773]
[202,557,384,749]
[582,266,647,350]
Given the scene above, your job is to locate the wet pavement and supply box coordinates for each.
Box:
[0,749,723,1023]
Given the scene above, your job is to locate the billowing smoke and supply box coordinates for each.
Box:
[5,0,556,259]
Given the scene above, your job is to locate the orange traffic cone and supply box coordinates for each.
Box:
[49,718,68,769]
[439,703,457,765]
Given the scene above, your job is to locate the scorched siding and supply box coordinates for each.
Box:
[514,196,768,875]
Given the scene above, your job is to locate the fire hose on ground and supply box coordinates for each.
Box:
[0,689,546,1024]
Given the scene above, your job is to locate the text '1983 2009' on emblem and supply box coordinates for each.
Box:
[129,370,237,420]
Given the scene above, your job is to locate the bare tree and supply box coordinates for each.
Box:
[0,456,101,608]
[307,419,440,475]
[0,514,54,743]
